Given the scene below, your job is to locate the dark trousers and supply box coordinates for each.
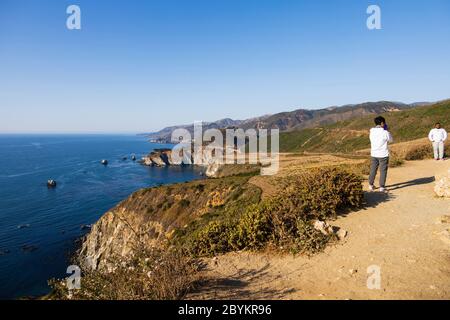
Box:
[369,157,389,188]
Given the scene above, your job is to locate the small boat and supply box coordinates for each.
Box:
[101,159,108,165]
[47,179,57,188]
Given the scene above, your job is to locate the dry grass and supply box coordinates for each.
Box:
[48,247,201,300]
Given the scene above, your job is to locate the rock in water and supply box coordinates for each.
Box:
[141,149,172,167]
[434,169,450,198]
[47,179,57,188]
[0,249,10,256]
[21,245,38,253]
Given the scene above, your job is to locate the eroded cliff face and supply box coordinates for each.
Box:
[140,146,252,178]
[141,149,174,167]
[79,207,164,271]
[79,175,261,270]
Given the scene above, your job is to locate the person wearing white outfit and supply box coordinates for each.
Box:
[428,123,447,160]
[369,116,394,193]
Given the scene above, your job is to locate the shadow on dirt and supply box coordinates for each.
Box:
[190,263,296,299]
[387,176,435,191]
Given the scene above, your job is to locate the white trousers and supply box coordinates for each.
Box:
[432,141,444,159]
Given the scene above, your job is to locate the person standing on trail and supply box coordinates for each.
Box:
[369,116,393,193]
[428,123,447,161]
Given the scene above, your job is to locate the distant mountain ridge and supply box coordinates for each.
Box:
[279,99,450,153]
[146,101,430,143]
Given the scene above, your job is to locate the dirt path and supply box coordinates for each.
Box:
[191,159,450,300]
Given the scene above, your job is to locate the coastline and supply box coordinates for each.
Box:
[0,135,203,299]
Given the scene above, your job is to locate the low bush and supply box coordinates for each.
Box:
[405,144,433,161]
[189,221,233,257]
[278,167,363,220]
[229,204,272,251]
[185,167,363,257]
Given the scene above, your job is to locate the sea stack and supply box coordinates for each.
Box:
[47,180,57,188]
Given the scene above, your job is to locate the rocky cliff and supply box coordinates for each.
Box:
[141,146,253,178]
[79,175,261,270]
[141,149,174,167]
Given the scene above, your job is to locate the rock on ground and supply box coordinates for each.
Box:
[434,169,450,198]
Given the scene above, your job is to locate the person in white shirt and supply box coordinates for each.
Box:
[428,122,447,160]
[369,116,394,193]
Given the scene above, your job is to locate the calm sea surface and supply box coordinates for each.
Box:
[0,134,202,299]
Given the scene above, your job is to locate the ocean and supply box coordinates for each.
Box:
[0,134,202,299]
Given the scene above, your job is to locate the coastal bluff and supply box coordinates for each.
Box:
[79,175,261,270]
[140,149,176,167]
[140,147,258,178]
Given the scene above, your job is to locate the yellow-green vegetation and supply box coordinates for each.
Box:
[175,168,363,256]
[127,172,262,236]
[280,100,450,153]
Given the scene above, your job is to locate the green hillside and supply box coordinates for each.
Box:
[280,100,450,153]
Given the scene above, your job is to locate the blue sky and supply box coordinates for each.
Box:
[0,0,449,133]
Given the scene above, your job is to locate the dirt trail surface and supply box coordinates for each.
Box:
[190,159,450,300]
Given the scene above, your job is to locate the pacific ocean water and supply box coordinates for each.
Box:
[0,134,202,299]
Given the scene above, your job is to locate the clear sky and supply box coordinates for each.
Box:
[0,0,449,133]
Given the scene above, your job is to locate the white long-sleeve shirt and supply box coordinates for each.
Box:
[370,127,393,158]
[428,128,448,142]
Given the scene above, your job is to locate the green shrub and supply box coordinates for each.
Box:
[278,167,363,220]
[229,204,272,251]
[185,167,363,257]
[189,221,233,257]
[289,219,334,255]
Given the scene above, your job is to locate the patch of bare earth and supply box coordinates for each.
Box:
[189,159,450,300]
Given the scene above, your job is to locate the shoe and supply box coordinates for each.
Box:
[379,187,388,193]
[369,185,375,192]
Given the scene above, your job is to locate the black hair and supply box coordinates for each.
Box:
[374,116,386,126]
[435,122,441,126]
